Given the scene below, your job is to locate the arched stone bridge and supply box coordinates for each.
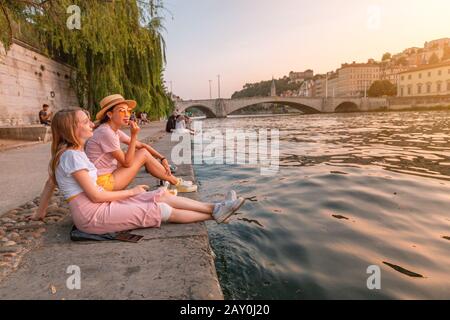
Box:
[175,96,388,118]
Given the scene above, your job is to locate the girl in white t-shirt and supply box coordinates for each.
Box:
[175,115,195,134]
[32,108,245,234]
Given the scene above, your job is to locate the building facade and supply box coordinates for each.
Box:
[336,60,381,97]
[392,47,420,67]
[313,75,326,97]
[380,65,409,87]
[298,79,314,97]
[398,61,450,97]
[289,69,314,83]
[425,38,450,49]
[391,38,450,67]
[327,72,339,98]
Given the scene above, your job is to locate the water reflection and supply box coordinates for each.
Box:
[193,111,450,300]
[273,112,450,180]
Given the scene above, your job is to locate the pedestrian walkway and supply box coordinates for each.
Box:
[0,128,223,300]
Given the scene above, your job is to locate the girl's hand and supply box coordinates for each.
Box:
[27,210,45,221]
[130,185,150,196]
[129,121,141,136]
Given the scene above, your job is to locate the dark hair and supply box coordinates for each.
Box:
[43,104,49,108]
[94,105,116,129]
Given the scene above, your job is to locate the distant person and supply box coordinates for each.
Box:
[39,104,52,126]
[165,111,178,133]
[175,115,186,130]
[184,114,193,130]
[175,115,195,134]
[140,112,149,125]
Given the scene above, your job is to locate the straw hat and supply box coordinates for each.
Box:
[95,94,137,121]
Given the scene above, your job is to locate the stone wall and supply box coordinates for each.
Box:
[388,94,450,106]
[0,40,79,126]
[0,125,51,142]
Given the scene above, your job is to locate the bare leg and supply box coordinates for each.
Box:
[113,149,178,190]
[159,192,214,214]
[168,208,213,224]
[142,154,179,185]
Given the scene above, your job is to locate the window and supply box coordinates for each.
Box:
[417,84,422,94]
[400,87,404,96]
[427,83,431,93]
[408,86,412,95]
[419,73,422,79]
[437,83,441,92]
[401,76,404,81]
[447,82,450,91]
[408,75,412,80]
[428,71,431,77]
[438,70,442,76]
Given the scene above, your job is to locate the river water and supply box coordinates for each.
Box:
[192,110,450,300]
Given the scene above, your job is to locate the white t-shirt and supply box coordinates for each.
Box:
[175,119,186,130]
[56,150,98,200]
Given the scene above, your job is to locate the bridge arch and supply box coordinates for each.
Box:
[177,104,217,118]
[228,99,322,115]
[335,101,360,113]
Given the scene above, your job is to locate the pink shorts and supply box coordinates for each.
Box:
[68,188,169,234]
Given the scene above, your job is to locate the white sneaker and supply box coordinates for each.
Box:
[177,178,193,186]
[176,179,198,193]
[213,197,245,224]
[225,190,237,202]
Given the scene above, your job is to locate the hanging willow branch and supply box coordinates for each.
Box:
[0,2,13,47]
[0,0,172,119]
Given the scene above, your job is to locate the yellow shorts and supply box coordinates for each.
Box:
[96,173,115,191]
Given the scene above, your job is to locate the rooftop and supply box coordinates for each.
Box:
[398,60,450,74]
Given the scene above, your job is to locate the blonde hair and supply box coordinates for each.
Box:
[49,108,83,185]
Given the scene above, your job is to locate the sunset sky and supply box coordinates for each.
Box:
[162,0,450,100]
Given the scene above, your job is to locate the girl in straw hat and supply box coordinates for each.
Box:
[85,94,197,193]
[32,108,245,233]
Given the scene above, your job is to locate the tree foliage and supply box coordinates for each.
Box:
[232,77,302,99]
[368,80,397,97]
[382,52,391,61]
[395,56,408,66]
[0,0,171,119]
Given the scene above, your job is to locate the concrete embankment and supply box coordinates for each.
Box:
[0,124,223,299]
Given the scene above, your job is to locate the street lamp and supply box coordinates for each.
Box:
[325,71,332,99]
[209,80,212,99]
[166,80,173,97]
[217,74,221,99]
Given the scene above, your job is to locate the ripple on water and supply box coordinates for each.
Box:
[194,111,450,299]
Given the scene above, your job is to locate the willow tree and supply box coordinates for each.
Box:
[0,0,171,119]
